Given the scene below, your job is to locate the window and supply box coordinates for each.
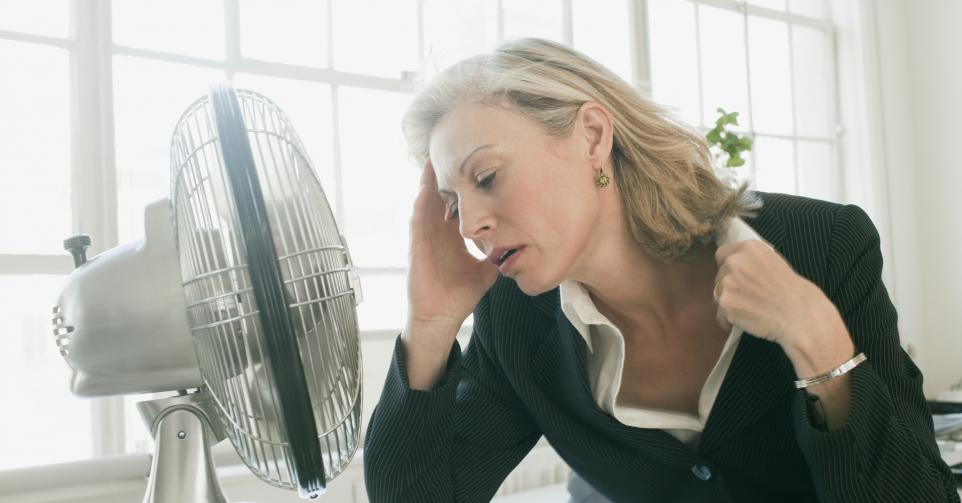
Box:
[0,0,635,470]
[647,0,838,201]
[1,0,841,473]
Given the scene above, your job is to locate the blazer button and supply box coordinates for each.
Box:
[691,464,712,481]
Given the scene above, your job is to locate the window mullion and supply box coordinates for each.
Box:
[0,255,73,275]
[71,0,117,253]
[738,2,758,187]
[786,22,798,195]
[329,1,345,232]
[693,3,705,129]
[71,0,126,457]
[828,30,842,202]
[0,28,74,49]
[416,0,425,64]
[629,0,652,96]
[689,0,832,31]
[496,0,504,42]
[330,85,345,232]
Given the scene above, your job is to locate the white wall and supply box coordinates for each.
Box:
[874,0,962,396]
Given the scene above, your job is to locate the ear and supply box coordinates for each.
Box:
[576,102,614,169]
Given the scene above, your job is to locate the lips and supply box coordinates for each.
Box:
[487,245,524,267]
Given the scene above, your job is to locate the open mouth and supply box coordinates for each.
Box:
[497,248,520,265]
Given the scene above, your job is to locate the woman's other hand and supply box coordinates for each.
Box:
[712,241,854,377]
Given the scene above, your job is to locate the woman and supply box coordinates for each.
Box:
[363,38,957,502]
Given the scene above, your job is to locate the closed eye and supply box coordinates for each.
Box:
[446,172,497,220]
[475,172,496,189]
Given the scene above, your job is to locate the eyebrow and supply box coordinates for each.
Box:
[438,144,495,196]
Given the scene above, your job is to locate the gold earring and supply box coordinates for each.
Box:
[595,169,610,188]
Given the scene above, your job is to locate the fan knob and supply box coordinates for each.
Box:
[63,234,92,268]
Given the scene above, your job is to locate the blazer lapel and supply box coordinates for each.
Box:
[530,297,701,468]
[699,196,796,453]
[527,292,608,425]
[697,333,794,453]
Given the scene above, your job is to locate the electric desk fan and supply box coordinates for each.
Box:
[52,84,363,501]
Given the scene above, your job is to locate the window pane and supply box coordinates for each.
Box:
[0,275,93,470]
[0,40,70,254]
[796,139,833,201]
[698,5,750,129]
[647,0,700,126]
[572,0,632,84]
[125,395,152,455]
[112,0,225,60]
[422,0,498,74]
[232,74,336,213]
[338,87,414,268]
[355,274,406,332]
[789,0,828,20]
[331,0,418,78]
[747,0,786,11]
[713,155,753,193]
[124,391,177,455]
[747,16,793,135]
[753,136,795,193]
[503,0,564,43]
[113,56,224,244]
[0,0,68,37]
[239,0,329,68]
[792,26,833,138]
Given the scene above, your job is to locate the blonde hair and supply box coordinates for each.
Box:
[402,38,759,262]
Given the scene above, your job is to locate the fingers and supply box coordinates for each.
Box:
[414,159,445,218]
[713,252,741,333]
[715,301,733,332]
[714,242,741,265]
[714,240,802,341]
[715,240,778,266]
[713,276,732,331]
[419,158,436,189]
[412,159,462,254]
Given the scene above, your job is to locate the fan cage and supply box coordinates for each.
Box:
[168,87,362,489]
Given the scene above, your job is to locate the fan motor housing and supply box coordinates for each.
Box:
[53,199,202,397]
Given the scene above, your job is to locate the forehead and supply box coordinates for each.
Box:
[429,103,542,189]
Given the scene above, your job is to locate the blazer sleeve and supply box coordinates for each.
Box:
[791,204,960,502]
[363,293,542,503]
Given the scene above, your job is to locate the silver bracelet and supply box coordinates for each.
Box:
[794,352,867,389]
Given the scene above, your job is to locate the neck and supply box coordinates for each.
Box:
[568,196,718,334]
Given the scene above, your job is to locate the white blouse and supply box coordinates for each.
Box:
[558,217,768,448]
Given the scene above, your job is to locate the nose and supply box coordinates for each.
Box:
[457,195,495,240]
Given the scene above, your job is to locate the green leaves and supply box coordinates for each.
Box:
[706,107,753,168]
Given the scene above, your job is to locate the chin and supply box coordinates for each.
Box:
[512,274,561,297]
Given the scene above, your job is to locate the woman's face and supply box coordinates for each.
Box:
[429,102,607,295]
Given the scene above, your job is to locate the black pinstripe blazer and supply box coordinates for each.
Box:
[364,192,960,503]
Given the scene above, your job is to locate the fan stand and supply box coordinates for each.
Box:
[137,388,233,503]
